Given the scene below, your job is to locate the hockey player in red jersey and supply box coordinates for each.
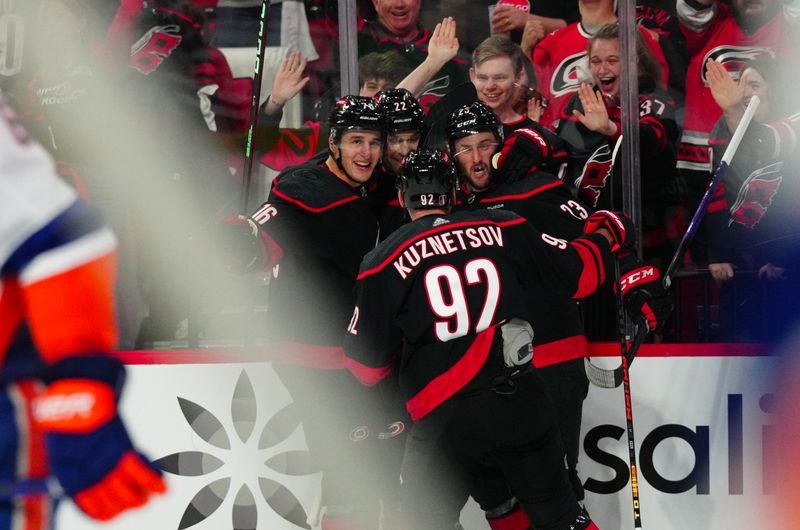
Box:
[342,149,660,529]
[0,97,166,527]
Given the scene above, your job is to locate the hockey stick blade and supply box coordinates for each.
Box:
[663,95,761,288]
[586,97,760,388]
[584,322,647,388]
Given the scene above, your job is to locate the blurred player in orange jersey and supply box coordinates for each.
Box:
[0,95,166,527]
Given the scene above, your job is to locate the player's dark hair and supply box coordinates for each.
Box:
[358,51,413,88]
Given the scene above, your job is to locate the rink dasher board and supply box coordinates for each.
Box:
[55,355,777,530]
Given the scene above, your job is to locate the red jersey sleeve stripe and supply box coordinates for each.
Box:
[406,325,497,421]
[570,238,603,298]
[479,180,563,203]
[641,115,667,152]
[271,187,361,212]
[344,356,392,386]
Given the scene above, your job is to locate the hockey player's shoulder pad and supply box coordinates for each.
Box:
[270,156,364,212]
[509,169,562,190]
[358,209,524,276]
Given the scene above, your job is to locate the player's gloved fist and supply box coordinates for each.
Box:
[491,128,549,183]
[584,210,634,252]
[33,356,166,521]
[217,214,260,274]
[617,252,674,332]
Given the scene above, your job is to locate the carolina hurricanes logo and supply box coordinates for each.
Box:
[575,144,613,207]
[729,162,782,228]
[129,24,182,75]
[701,46,775,84]
[378,421,406,440]
[550,52,591,98]
[420,74,452,98]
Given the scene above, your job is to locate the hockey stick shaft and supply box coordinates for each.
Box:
[240,0,271,214]
[615,259,643,528]
[663,96,760,288]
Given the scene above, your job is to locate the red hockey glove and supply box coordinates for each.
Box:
[33,356,166,521]
[491,128,549,183]
[584,210,634,252]
[617,251,673,331]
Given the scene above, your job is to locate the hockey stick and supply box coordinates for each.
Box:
[663,95,760,289]
[239,0,271,214]
[582,134,638,389]
[584,98,761,388]
[614,259,643,528]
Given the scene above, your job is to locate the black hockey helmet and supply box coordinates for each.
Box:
[375,88,427,136]
[445,101,503,153]
[328,95,386,146]
[396,149,458,211]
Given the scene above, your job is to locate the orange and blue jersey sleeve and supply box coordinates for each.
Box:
[0,93,118,366]
[1,199,118,364]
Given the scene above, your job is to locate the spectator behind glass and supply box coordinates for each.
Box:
[705,56,800,340]
[675,0,800,264]
[467,36,569,176]
[491,0,578,56]
[358,50,414,95]
[358,0,469,109]
[557,23,680,270]
[258,51,411,172]
[532,0,669,130]
[636,0,690,112]
[470,35,528,125]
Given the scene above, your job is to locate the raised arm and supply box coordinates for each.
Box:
[261,51,310,119]
[397,17,459,97]
[491,5,566,36]
[706,58,745,132]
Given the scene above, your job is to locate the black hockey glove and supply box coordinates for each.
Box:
[618,250,673,332]
[217,215,259,274]
[583,210,634,252]
[491,128,549,183]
